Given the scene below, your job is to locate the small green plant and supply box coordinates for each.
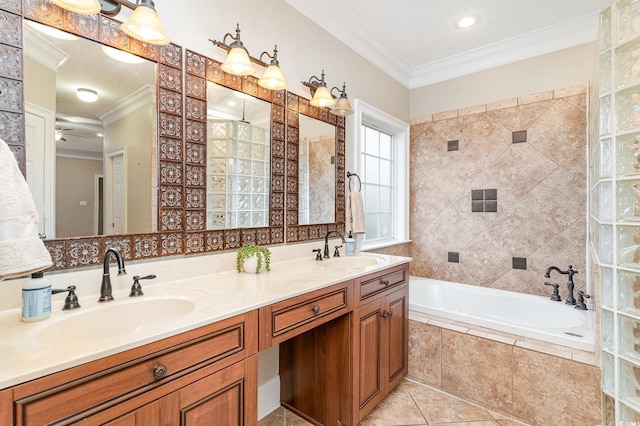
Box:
[236,244,271,273]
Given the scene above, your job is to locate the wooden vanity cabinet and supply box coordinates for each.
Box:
[352,265,409,424]
[8,310,258,425]
[278,263,409,426]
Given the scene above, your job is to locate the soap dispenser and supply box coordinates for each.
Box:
[345,231,356,255]
[21,271,52,322]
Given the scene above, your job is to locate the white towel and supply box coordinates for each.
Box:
[0,139,52,280]
[346,191,366,234]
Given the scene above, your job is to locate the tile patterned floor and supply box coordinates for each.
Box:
[259,379,531,426]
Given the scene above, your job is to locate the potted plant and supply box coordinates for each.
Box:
[236,244,271,274]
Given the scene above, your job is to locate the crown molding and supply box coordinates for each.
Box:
[285,0,600,90]
[284,0,413,85]
[97,85,155,125]
[409,12,600,89]
[24,26,69,71]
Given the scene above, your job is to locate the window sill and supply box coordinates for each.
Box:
[361,239,412,251]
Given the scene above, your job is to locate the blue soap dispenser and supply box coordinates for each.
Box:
[345,231,356,255]
[21,271,52,322]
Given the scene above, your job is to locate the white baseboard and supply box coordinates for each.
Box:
[258,375,281,420]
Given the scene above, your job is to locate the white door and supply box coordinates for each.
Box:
[111,153,125,234]
[25,103,55,239]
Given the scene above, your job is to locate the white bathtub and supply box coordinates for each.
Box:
[409,276,595,352]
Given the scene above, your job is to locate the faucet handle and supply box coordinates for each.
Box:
[52,286,81,310]
[130,274,156,297]
[575,290,591,310]
[544,281,561,301]
[334,245,343,257]
[313,249,323,261]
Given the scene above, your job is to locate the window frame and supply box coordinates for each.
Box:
[348,99,410,250]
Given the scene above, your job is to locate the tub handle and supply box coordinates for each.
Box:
[380,279,390,287]
[381,310,392,319]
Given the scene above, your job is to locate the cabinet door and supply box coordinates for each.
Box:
[160,355,258,426]
[353,297,384,421]
[385,286,408,391]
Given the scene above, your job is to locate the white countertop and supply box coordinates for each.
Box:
[0,246,411,390]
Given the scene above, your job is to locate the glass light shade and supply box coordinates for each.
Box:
[331,95,354,116]
[76,88,98,103]
[310,85,336,108]
[50,0,101,14]
[258,64,288,90]
[120,5,171,46]
[221,47,256,76]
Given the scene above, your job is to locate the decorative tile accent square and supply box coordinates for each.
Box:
[471,189,484,200]
[512,130,527,143]
[512,257,527,270]
[485,200,498,212]
[472,200,484,212]
[448,252,460,263]
[447,140,459,151]
[484,189,497,200]
[471,189,498,212]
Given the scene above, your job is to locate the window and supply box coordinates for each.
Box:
[349,99,409,249]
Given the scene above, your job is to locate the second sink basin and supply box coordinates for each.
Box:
[34,294,200,345]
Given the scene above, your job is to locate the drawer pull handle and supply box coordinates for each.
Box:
[381,311,392,319]
[380,280,390,287]
[153,364,168,380]
[311,305,320,314]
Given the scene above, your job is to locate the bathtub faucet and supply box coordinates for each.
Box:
[544,265,578,305]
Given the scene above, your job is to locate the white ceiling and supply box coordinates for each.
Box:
[285,0,613,89]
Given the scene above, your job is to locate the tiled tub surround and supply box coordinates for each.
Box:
[408,311,601,425]
[408,85,588,297]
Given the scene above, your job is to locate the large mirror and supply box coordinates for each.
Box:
[298,114,335,225]
[23,20,157,239]
[206,82,271,230]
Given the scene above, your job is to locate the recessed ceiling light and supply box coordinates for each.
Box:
[77,88,99,103]
[455,15,479,29]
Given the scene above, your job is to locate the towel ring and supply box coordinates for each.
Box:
[347,171,361,192]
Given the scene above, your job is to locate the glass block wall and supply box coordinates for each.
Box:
[206,120,270,230]
[594,1,640,422]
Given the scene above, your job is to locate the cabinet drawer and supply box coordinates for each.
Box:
[357,265,407,302]
[14,312,257,425]
[259,281,352,349]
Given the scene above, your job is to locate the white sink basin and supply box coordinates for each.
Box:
[321,255,382,269]
[35,295,198,345]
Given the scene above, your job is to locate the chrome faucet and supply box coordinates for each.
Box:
[324,230,345,258]
[544,265,578,305]
[99,247,127,302]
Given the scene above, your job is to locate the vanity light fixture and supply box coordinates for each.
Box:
[76,88,99,103]
[257,46,288,90]
[49,0,101,15]
[210,24,257,76]
[330,83,354,116]
[210,25,288,90]
[302,71,353,114]
[302,70,337,108]
[51,0,170,45]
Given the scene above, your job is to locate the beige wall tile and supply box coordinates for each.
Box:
[486,97,518,111]
[459,104,487,116]
[409,321,442,387]
[433,109,458,121]
[512,347,601,425]
[441,330,513,412]
[554,84,587,98]
[408,87,587,296]
[518,91,554,105]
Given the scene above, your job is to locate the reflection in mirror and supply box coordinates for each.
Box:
[298,114,336,225]
[23,21,157,239]
[206,82,271,230]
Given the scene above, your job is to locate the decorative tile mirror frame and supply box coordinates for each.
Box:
[0,0,185,271]
[182,49,286,252]
[284,92,346,242]
[0,0,345,273]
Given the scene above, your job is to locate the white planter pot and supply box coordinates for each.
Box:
[242,256,262,274]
